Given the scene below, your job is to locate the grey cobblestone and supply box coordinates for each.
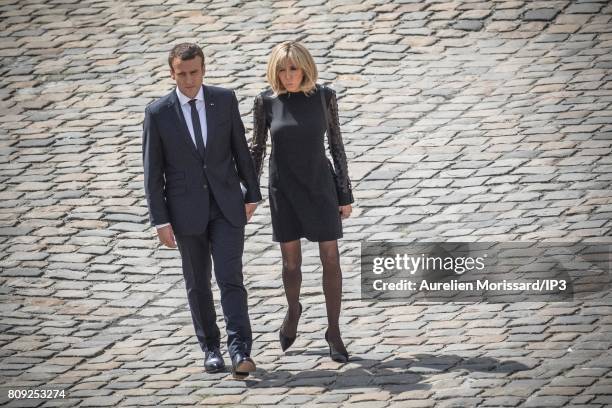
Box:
[1,0,611,407]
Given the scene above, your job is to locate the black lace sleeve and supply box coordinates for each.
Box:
[250,93,268,183]
[325,88,354,206]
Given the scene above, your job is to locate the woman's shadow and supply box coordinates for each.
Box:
[243,351,529,392]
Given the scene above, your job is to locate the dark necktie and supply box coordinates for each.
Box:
[188,99,206,159]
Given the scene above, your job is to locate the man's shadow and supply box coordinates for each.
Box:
[242,352,529,391]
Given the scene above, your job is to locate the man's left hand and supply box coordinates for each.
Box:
[245,203,258,222]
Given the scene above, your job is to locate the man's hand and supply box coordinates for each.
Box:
[245,203,257,222]
[157,224,177,248]
[339,204,352,220]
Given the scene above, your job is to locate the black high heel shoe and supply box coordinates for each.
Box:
[325,329,349,363]
[279,302,302,352]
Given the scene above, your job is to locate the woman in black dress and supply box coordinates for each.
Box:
[250,41,354,363]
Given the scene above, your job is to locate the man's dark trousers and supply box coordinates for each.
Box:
[175,191,252,357]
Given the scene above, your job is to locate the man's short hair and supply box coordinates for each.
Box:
[168,43,205,70]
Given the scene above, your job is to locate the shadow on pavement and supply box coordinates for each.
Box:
[245,353,529,391]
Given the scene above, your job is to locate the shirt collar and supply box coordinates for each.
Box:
[176,86,204,106]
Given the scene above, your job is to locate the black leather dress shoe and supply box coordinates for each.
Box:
[231,352,256,379]
[204,347,225,373]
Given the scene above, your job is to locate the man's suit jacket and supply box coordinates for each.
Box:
[142,85,262,235]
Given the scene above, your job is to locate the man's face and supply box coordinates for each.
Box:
[170,56,204,99]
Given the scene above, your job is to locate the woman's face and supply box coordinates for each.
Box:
[278,59,303,92]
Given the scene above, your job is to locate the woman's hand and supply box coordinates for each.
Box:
[339,205,352,219]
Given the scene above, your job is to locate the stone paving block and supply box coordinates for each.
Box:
[1,1,612,408]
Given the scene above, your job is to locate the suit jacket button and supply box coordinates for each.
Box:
[203,184,208,189]
[203,165,207,169]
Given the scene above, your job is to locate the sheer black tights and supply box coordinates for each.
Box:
[279,240,346,353]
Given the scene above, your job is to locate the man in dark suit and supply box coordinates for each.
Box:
[142,43,261,379]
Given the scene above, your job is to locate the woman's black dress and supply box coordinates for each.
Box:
[250,85,354,243]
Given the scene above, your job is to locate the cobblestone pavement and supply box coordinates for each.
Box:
[1,0,612,407]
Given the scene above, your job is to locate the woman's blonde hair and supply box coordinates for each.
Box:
[266,41,318,95]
